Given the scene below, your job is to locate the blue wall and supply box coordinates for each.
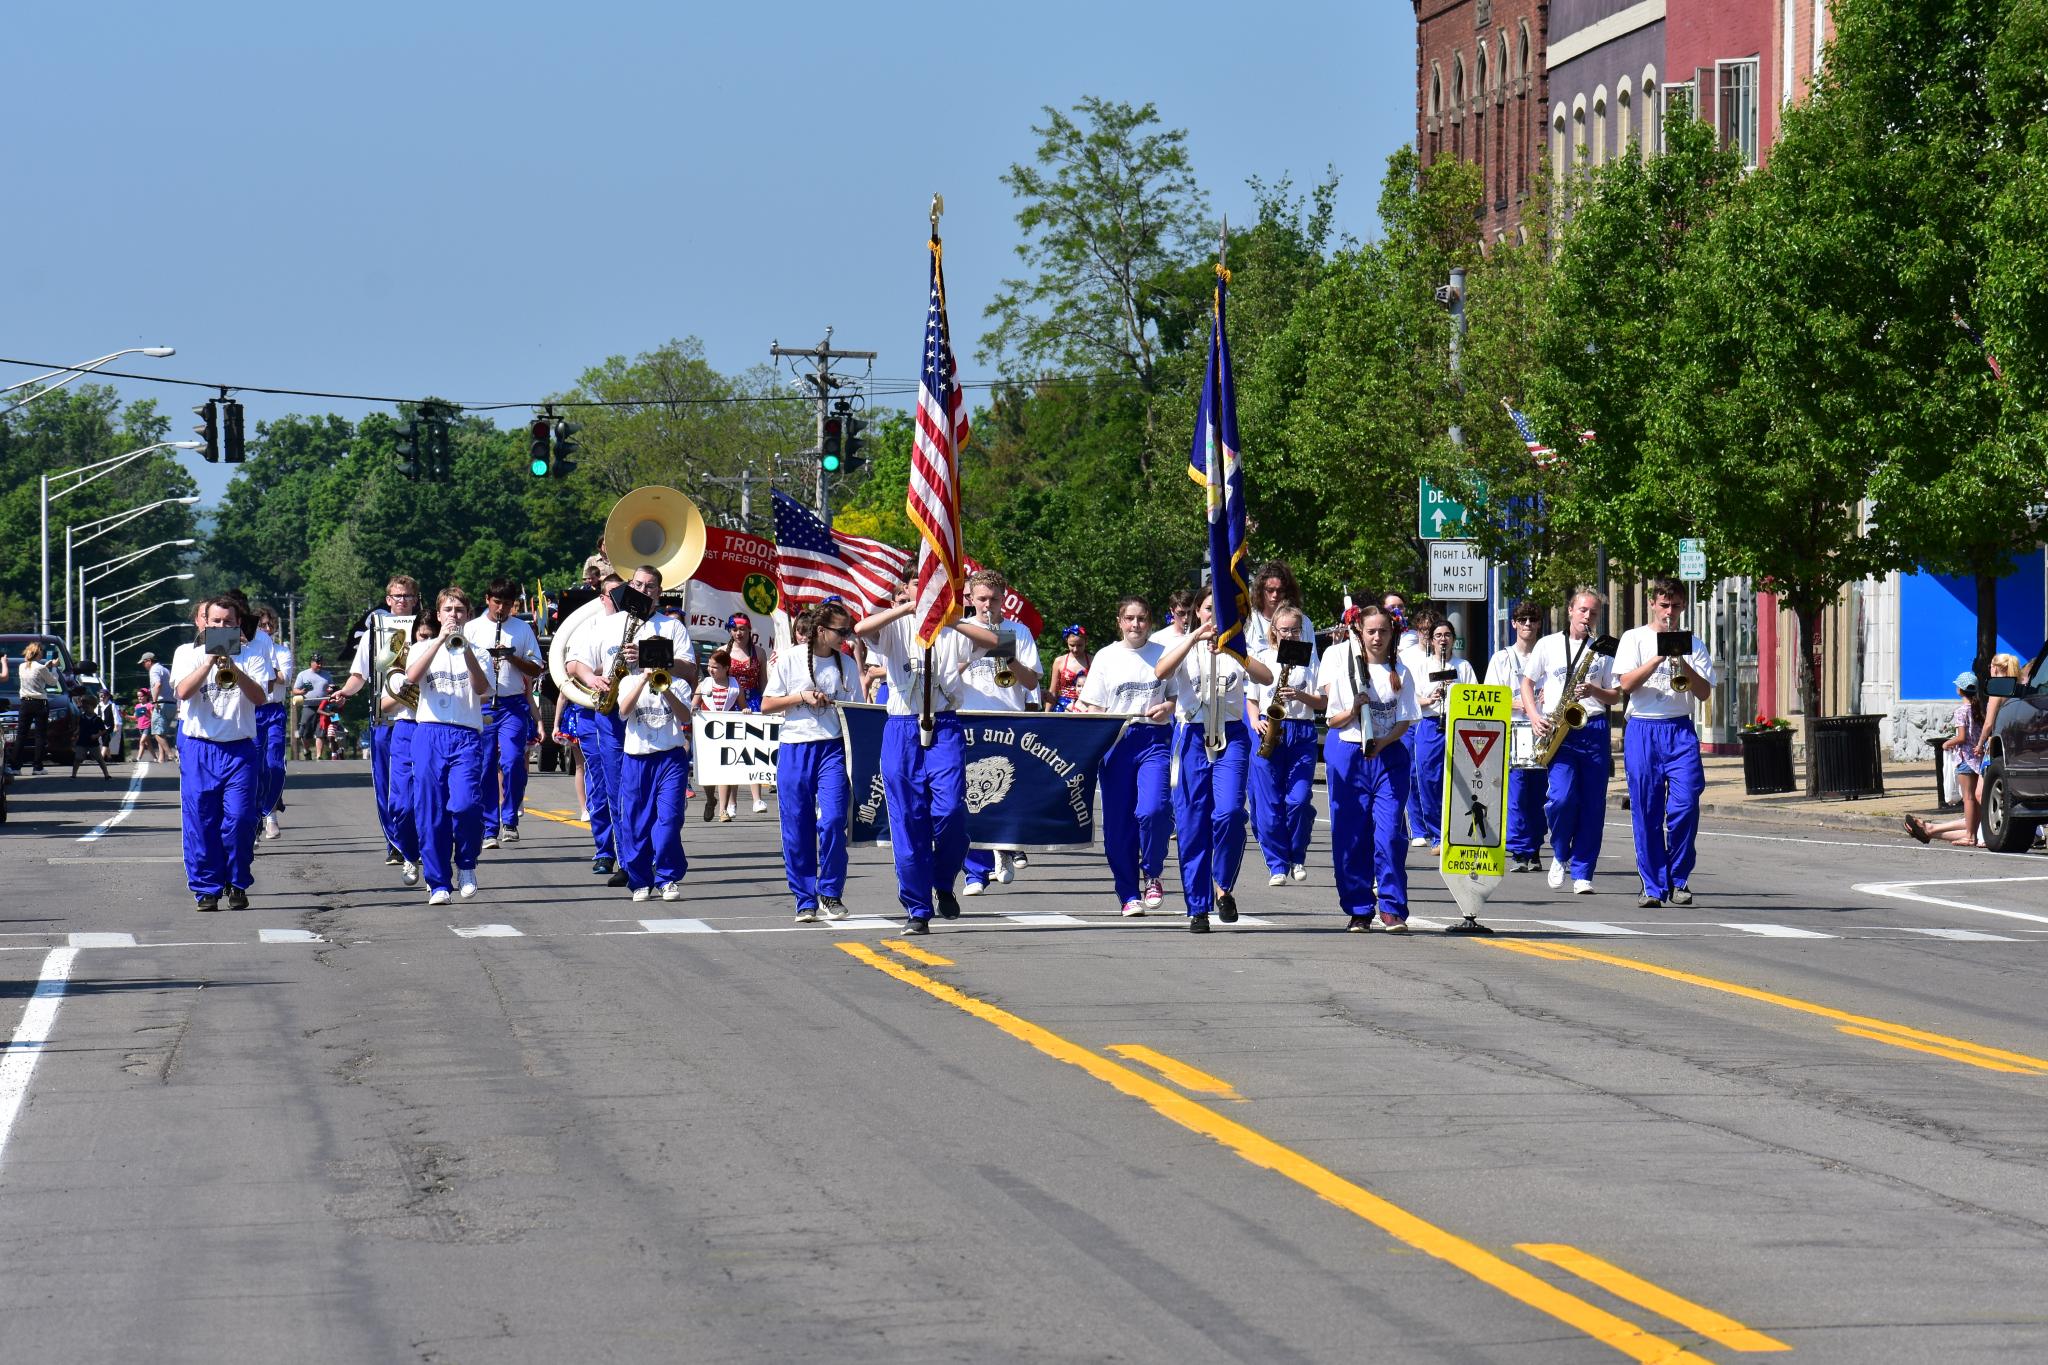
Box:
[1898,551,2046,700]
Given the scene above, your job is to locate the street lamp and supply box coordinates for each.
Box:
[96,598,192,680]
[91,574,195,666]
[106,620,189,696]
[39,439,204,634]
[4,346,176,412]
[64,495,201,655]
[80,537,196,646]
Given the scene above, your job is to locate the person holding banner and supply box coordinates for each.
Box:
[764,601,861,922]
[1072,597,1178,916]
[1248,606,1323,887]
[1320,605,1419,932]
[1155,586,1273,932]
[958,569,1043,896]
[1485,602,1548,873]
[612,629,693,904]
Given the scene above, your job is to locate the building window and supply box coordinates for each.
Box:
[1717,59,1760,167]
[1662,81,1694,152]
[1642,68,1658,162]
[1617,78,1634,155]
[1572,97,1588,172]
[1518,21,1531,84]
[1593,86,1609,167]
[1552,104,1568,197]
[1477,40,1489,97]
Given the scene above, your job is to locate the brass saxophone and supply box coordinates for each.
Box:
[596,612,647,716]
[1532,637,1599,766]
[1258,665,1292,759]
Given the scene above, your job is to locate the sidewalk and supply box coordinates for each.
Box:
[1636,754,1958,837]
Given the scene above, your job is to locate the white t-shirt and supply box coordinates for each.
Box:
[622,676,691,756]
[573,613,686,694]
[1078,640,1174,724]
[415,638,486,730]
[1321,641,1420,745]
[1169,641,1255,725]
[267,638,295,705]
[1527,632,1618,718]
[172,641,272,743]
[1485,645,1538,726]
[378,667,420,724]
[765,648,860,743]
[1249,646,1322,723]
[1413,654,1478,719]
[1148,625,1187,648]
[1244,609,1320,667]
[1616,625,1716,720]
[348,609,397,681]
[463,613,544,700]
[960,621,1043,712]
[866,615,973,717]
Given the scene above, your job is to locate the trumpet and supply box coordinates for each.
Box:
[994,658,1016,689]
[212,655,237,687]
[648,668,673,696]
[1668,658,1691,694]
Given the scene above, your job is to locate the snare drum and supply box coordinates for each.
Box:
[1508,724,1544,771]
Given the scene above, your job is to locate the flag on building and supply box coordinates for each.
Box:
[771,489,912,616]
[1186,259,1248,661]
[907,230,969,647]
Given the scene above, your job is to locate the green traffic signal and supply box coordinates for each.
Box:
[822,453,842,473]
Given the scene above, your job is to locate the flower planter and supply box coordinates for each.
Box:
[1739,727,1796,795]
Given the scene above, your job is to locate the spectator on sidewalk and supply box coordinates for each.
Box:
[140,650,176,762]
[14,643,59,774]
[1906,669,1992,848]
[293,655,332,759]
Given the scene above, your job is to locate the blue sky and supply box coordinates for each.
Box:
[9,1,1415,507]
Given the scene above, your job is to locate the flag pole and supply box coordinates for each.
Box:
[919,192,946,749]
[1203,217,1230,757]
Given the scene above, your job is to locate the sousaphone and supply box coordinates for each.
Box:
[548,486,709,710]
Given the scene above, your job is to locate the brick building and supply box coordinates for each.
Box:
[1546,0,1666,187]
[1414,0,1550,242]
[1664,0,1834,169]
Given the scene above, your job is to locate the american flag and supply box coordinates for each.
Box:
[771,489,912,616]
[907,233,968,647]
[1953,313,2005,381]
[1504,401,1592,467]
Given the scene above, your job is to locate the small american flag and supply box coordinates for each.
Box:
[1953,313,2005,381]
[771,489,912,616]
[907,233,969,647]
[1504,402,1591,467]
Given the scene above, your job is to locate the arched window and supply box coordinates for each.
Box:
[1428,63,1444,160]
[1552,103,1568,196]
[1592,86,1609,167]
[1572,96,1588,170]
[1452,53,1467,159]
[1477,41,1489,98]
[1617,77,1634,154]
[1642,66,1660,160]
[1498,30,1511,88]
[1518,21,1532,84]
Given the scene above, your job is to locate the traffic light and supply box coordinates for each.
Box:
[840,413,868,474]
[423,404,453,480]
[223,400,246,464]
[395,420,422,480]
[821,416,843,473]
[551,419,581,477]
[528,417,552,477]
[192,400,219,463]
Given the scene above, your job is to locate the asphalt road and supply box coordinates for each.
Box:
[3,757,2046,1364]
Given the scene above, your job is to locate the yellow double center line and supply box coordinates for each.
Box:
[1487,940,2048,1075]
[837,941,1729,1364]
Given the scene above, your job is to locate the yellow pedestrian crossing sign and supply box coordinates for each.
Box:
[1438,683,1510,930]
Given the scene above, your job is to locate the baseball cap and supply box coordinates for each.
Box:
[1955,670,1978,692]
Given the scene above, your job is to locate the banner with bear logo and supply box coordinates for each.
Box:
[838,703,1130,850]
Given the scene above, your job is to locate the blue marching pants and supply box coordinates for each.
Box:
[778,737,849,909]
[1100,723,1171,906]
[480,696,534,838]
[1324,733,1412,921]
[963,847,998,887]
[1250,718,1317,875]
[1402,726,1424,834]
[1172,719,1250,916]
[412,722,485,896]
[880,713,967,918]
[585,708,625,865]
[1625,717,1705,900]
[180,736,260,897]
[369,722,405,857]
[618,746,690,891]
[1411,716,1446,843]
[388,720,420,864]
[1545,716,1610,879]
[255,703,287,816]
[1506,750,1547,860]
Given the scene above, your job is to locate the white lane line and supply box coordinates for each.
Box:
[1535,920,1647,936]
[1218,914,1275,927]
[77,762,151,843]
[1885,926,2019,942]
[66,932,136,948]
[450,924,524,938]
[1002,912,1087,926]
[0,948,79,1171]
[636,918,715,934]
[45,857,180,865]
[825,916,902,932]
[1605,820,2047,858]
[1719,923,1835,939]
[257,929,323,944]
[1853,877,2048,926]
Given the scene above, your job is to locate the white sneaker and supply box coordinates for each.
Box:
[1572,878,1594,895]
[501,828,519,845]
[751,797,767,813]
[482,835,498,850]
[1410,836,1429,848]
[457,869,478,899]
[1547,857,1567,889]
[428,888,451,906]
[632,887,651,903]
[962,881,985,897]
[402,860,420,887]
[1268,872,1288,887]
[661,882,682,902]
[1290,864,1308,882]
[262,814,280,840]
[994,853,1016,885]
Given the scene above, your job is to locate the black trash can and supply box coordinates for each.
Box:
[1739,727,1796,794]
[1812,714,1886,798]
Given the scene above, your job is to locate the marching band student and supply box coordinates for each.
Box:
[403,588,493,906]
[1149,588,1198,647]
[1154,586,1273,933]
[568,571,629,884]
[853,582,978,935]
[612,614,694,904]
[466,577,544,850]
[1399,606,1442,845]
[694,649,746,821]
[1073,597,1178,916]
[1523,589,1621,895]
[251,604,293,839]
[763,601,862,922]
[1410,619,1477,853]
[1486,602,1548,873]
[1615,578,1716,908]
[1248,605,1324,886]
[1320,605,1419,932]
[1243,561,1320,663]
[958,569,1043,896]
[334,575,424,866]
[173,596,273,912]
[378,616,439,887]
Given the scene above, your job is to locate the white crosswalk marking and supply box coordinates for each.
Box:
[257,929,323,944]
[67,932,135,948]
[1535,920,1647,936]
[1719,923,1836,939]
[825,917,901,932]
[1888,926,2020,942]
[1219,914,1274,927]
[450,924,524,938]
[637,918,715,934]
[1002,912,1087,926]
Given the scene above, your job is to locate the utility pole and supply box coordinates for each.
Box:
[1436,267,1473,656]
[770,329,876,523]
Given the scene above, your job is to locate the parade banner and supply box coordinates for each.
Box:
[686,526,781,644]
[692,711,781,786]
[960,554,1045,637]
[840,703,1128,850]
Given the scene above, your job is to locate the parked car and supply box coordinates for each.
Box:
[1,634,81,770]
[1981,656,2048,852]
